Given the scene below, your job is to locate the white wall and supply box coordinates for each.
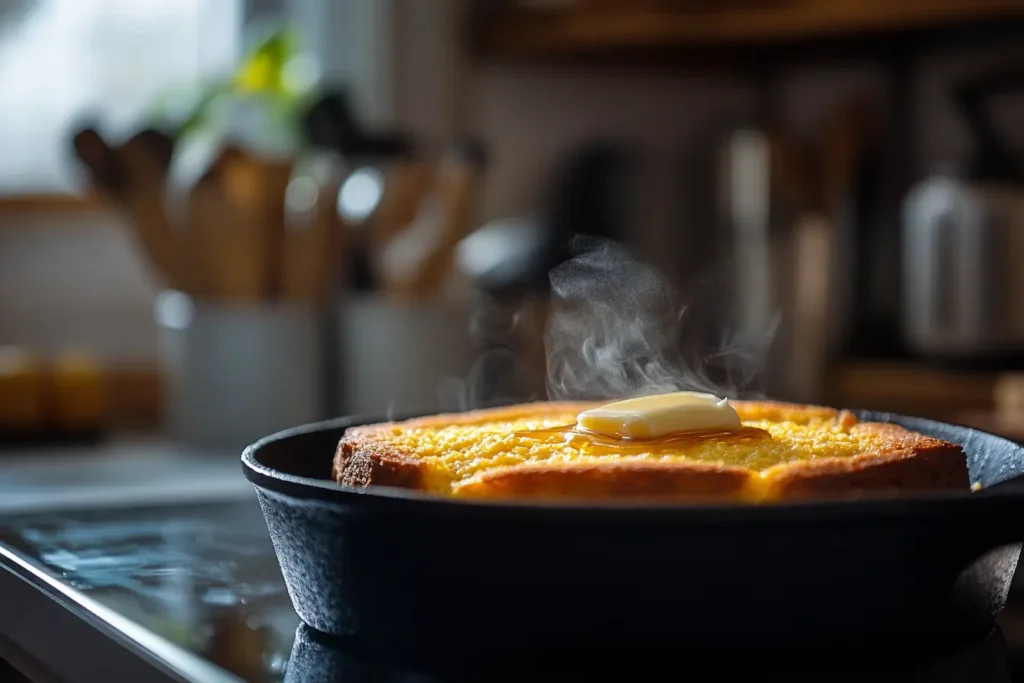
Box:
[0,209,159,360]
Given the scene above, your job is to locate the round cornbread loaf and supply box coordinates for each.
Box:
[334,401,970,502]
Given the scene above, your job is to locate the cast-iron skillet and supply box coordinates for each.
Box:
[242,409,1024,664]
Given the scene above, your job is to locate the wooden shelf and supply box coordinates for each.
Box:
[479,0,1024,59]
[824,360,998,421]
[0,192,107,216]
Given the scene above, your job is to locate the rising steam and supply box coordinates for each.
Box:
[545,236,779,402]
[436,293,546,413]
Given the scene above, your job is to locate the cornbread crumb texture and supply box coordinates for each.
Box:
[335,400,969,500]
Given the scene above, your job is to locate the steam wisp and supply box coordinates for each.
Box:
[545,236,778,402]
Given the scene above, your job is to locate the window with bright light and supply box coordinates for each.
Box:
[0,0,241,194]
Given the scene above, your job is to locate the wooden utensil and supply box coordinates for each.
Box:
[407,142,487,297]
[247,156,294,299]
[71,128,128,196]
[370,158,434,251]
[119,129,200,293]
[281,155,347,302]
[188,158,240,299]
[191,147,293,302]
[375,185,442,299]
[348,158,433,295]
[73,128,194,292]
[379,141,487,300]
[123,128,175,179]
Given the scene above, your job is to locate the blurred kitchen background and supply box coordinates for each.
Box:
[5,3,1024,681]
[3,0,1024,454]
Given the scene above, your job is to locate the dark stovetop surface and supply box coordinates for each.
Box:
[1,495,1024,682]
[0,497,297,682]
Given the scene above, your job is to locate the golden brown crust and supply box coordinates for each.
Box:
[333,400,969,502]
[334,402,590,490]
[335,440,425,490]
[764,422,970,500]
[455,460,752,501]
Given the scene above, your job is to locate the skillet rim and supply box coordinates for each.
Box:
[240,407,1024,522]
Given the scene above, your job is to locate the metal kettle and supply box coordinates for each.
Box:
[902,68,1024,360]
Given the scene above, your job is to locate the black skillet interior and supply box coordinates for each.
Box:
[243,409,1024,664]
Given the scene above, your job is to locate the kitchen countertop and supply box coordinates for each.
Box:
[0,436,253,513]
[0,496,294,682]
